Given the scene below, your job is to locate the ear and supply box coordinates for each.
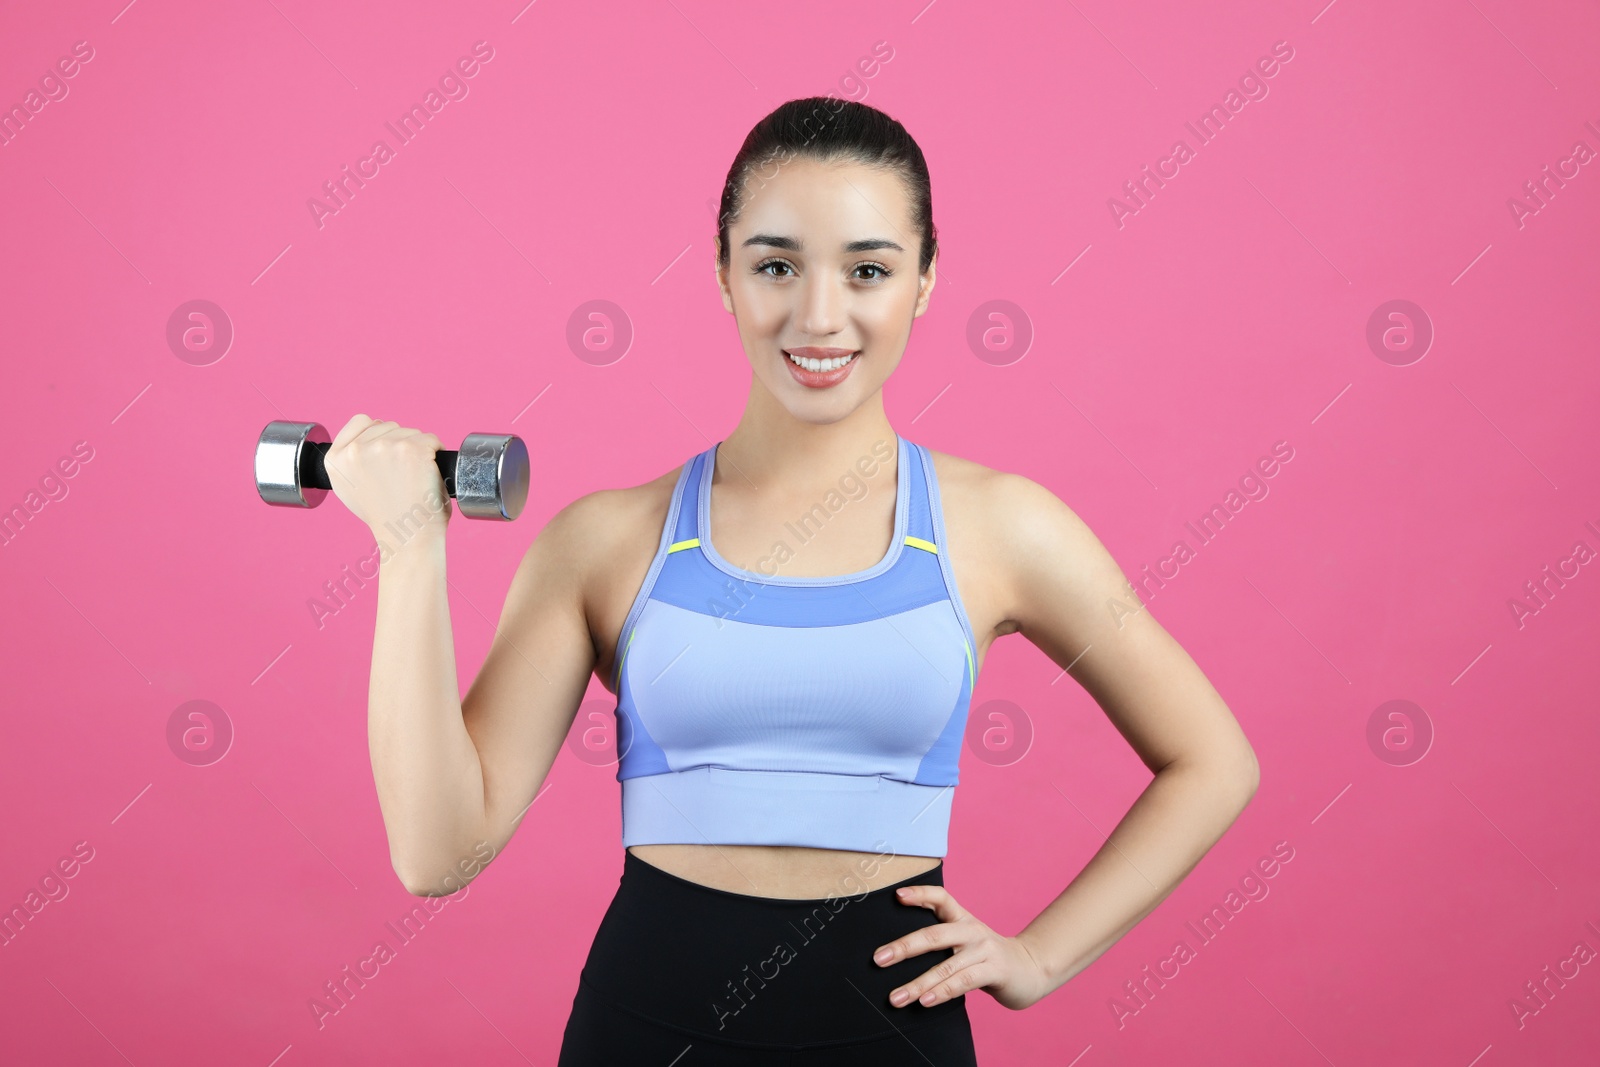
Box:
[912,254,937,318]
[714,239,734,314]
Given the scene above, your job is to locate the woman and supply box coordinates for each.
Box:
[326,98,1259,1064]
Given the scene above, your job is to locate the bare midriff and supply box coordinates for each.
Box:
[626,843,943,900]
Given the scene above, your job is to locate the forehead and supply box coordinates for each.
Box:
[733,156,914,252]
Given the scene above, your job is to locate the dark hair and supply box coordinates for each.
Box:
[716,96,937,276]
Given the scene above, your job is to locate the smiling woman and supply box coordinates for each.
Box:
[335,95,1257,1066]
[711,99,937,418]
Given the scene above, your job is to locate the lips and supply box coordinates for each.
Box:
[782,347,859,389]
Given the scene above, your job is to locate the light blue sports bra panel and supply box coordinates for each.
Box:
[618,598,968,781]
[609,433,979,857]
[649,544,953,627]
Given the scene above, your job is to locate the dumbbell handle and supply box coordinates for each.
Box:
[299,440,463,496]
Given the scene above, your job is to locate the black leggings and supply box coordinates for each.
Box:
[557,850,979,1065]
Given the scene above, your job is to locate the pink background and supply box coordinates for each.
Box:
[3,0,1598,1063]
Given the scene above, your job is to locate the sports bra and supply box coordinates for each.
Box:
[609,434,978,858]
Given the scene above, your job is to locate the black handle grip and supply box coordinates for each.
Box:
[301,441,461,498]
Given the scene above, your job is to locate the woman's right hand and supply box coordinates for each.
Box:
[323,414,452,542]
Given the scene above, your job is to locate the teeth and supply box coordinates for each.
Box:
[786,351,857,372]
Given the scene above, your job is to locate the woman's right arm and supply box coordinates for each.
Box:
[325,415,601,896]
[371,500,598,897]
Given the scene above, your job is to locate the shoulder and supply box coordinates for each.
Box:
[923,446,1117,622]
[924,445,1093,548]
[531,461,685,577]
[514,460,690,651]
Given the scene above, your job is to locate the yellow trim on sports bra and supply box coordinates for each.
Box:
[908,537,975,686]
[666,537,700,553]
[614,627,638,689]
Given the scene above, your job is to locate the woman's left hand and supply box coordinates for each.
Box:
[873,883,1057,1011]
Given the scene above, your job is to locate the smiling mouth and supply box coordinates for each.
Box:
[784,349,858,372]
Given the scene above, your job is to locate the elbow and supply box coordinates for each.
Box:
[393,844,497,897]
[1165,742,1259,802]
[397,870,471,898]
[391,854,456,897]
[1231,745,1260,806]
[399,874,447,897]
[394,862,441,897]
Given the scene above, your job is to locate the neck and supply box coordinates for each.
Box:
[718,386,896,496]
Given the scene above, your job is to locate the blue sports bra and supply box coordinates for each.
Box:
[609,434,978,858]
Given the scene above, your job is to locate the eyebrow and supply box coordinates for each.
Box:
[741,234,905,254]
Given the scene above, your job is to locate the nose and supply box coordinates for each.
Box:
[795,272,848,338]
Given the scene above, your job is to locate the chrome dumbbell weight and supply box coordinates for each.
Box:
[253,420,530,521]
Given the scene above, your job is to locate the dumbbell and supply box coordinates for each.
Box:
[254,420,530,521]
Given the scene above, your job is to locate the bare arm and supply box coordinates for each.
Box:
[326,415,601,896]
[367,507,598,896]
[990,473,1260,991]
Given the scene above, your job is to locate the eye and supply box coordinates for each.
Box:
[854,262,892,282]
[753,257,795,278]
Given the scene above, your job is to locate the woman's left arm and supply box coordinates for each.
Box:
[876,471,1260,1011]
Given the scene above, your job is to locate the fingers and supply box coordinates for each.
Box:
[875,886,990,1010]
[328,418,427,464]
[329,416,438,447]
[873,919,961,967]
[872,885,969,968]
[325,415,379,490]
[352,422,439,449]
[328,416,395,474]
[894,883,966,922]
[356,419,404,443]
[330,413,376,450]
[891,957,988,1008]
[319,416,449,534]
